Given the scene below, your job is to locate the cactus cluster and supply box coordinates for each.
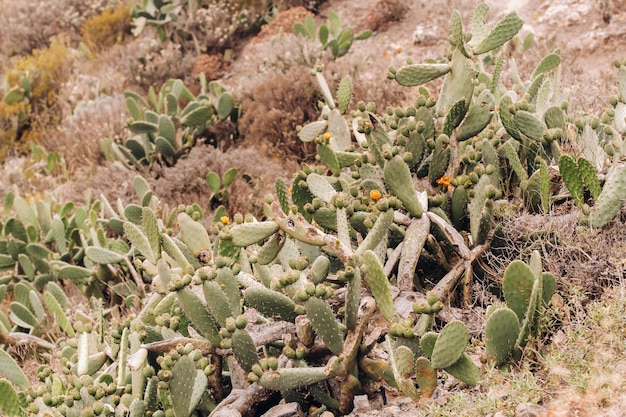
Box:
[484,250,556,366]
[101,76,238,168]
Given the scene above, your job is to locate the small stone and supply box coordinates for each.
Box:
[353,395,371,413]
[515,402,548,417]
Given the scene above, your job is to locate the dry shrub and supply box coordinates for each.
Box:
[0,0,121,60]
[483,210,626,298]
[255,6,313,41]
[80,3,132,52]
[192,54,229,81]
[237,65,319,161]
[362,0,409,32]
[147,145,299,222]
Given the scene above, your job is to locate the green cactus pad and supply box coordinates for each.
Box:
[202,281,232,328]
[542,272,557,305]
[230,221,280,247]
[394,345,415,378]
[337,75,353,114]
[244,286,302,322]
[256,232,285,265]
[317,143,341,176]
[362,250,395,321]
[232,328,259,372]
[298,120,328,142]
[384,156,423,218]
[501,140,527,181]
[307,173,337,203]
[345,266,362,331]
[502,260,535,322]
[436,49,474,117]
[0,380,23,417]
[430,320,469,369]
[170,355,208,417]
[177,287,222,346]
[85,246,125,264]
[484,307,519,366]
[531,50,561,79]
[178,212,212,255]
[456,90,495,141]
[258,367,332,391]
[428,134,452,185]
[590,164,626,228]
[559,155,584,206]
[308,255,331,284]
[544,105,566,130]
[393,64,451,87]
[355,208,394,256]
[43,291,74,337]
[0,348,29,389]
[469,175,492,245]
[578,157,601,200]
[449,10,471,58]
[514,110,547,141]
[415,356,437,398]
[443,353,480,386]
[472,10,523,55]
[517,277,541,348]
[306,296,344,355]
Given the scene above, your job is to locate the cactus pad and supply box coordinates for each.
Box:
[431,321,469,369]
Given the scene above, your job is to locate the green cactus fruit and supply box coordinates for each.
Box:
[176,287,221,346]
[308,255,331,284]
[0,380,23,417]
[514,110,547,141]
[590,164,626,228]
[532,50,561,79]
[430,320,469,369]
[414,356,437,398]
[384,156,423,218]
[244,286,302,322]
[317,143,341,176]
[170,355,208,417]
[502,260,535,322]
[484,307,519,366]
[202,281,232,328]
[232,328,258,372]
[544,105,566,130]
[393,63,451,87]
[355,208,394,256]
[305,296,344,355]
[307,173,337,203]
[178,212,212,256]
[298,120,328,142]
[361,250,395,321]
[443,353,480,386]
[578,157,601,200]
[337,75,352,114]
[230,221,280,247]
[429,134,452,185]
[436,49,474,117]
[559,154,584,206]
[472,10,523,55]
[258,367,332,391]
[256,232,285,265]
[456,90,495,141]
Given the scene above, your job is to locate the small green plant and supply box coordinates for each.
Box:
[206,167,237,210]
[293,11,372,59]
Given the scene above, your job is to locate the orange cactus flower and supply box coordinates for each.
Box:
[370,189,382,201]
[220,216,230,225]
[323,133,331,142]
[436,176,453,189]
